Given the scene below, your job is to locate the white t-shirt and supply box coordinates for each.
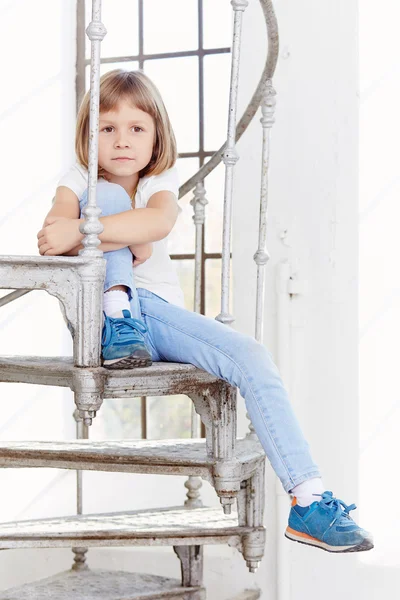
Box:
[57,163,185,308]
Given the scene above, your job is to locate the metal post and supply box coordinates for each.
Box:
[254,81,276,343]
[245,82,276,438]
[184,182,209,509]
[79,0,106,258]
[71,408,89,571]
[216,0,249,326]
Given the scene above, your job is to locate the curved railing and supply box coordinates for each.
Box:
[180,0,278,199]
[185,0,278,346]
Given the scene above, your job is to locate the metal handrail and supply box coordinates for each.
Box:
[179,0,278,199]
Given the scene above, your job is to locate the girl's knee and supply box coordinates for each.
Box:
[80,181,131,216]
[234,334,274,368]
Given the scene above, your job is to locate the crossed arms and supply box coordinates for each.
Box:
[37,185,179,264]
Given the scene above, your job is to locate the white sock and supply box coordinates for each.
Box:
[103,290,131,318]
[291,477,325,507]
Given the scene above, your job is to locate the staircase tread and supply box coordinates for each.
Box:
[0,437,264,467]
[0,506,257,543]
[0,356,221,395]
[0,356,207,375]
[0,506,240,535]
[0,568,202,599]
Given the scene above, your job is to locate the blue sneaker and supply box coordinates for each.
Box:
[101,310,152,369]
[285,491,374,553]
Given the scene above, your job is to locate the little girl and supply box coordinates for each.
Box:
[37,69,373,554]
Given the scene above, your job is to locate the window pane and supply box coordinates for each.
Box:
[147,395,192,439]
[145,57,199,153]
[203,0,233,49]
[174,259,195,311]
[143,0,198,55]
[90,398,142,439]
[85,61,139,91]
[204,162,224,253]
[168,158,199,255]
[204,53,231,152]
[205,258,233,319]
[85,0,139,60]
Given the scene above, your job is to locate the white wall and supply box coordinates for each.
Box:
[234,0,360,595]
[233,1,399,599]
[358,0,400,591]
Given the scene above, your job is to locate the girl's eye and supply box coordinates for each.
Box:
[101,126,143,133]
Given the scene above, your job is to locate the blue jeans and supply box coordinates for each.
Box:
[80,181,142,320]
[80,182,322,493]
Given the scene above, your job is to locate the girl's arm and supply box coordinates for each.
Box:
[62,242,130,256]
[39,186,130,255]
[130,242,153,266]
[45,186,80,220]
[38,189,178,255]
[96,190,179,245]
[63,242,152,260]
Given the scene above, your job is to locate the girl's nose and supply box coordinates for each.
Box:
[115,140,130,148]
[115,136,130,148]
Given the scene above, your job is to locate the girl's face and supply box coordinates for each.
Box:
[98,100,155,180]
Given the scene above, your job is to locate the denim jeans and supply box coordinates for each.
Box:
[80,181,142,320]
[79,182,322,493]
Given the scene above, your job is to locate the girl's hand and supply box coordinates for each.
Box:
[130,242,153,267]
[37,217,83,256]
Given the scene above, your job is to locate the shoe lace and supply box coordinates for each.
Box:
[102,314,147,346]
[313,491,357,530]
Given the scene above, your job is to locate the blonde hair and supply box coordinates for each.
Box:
[75,69,178,184]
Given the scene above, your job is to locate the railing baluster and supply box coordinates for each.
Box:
[191,182,208,315]
[254,81,276,343]
[141,396,148,439]
[72,408,89,571]
[70,0,107,569]
[245,81,277,439]
[184,182,209,509]
[79,0,106,258]
[216,0,249,326]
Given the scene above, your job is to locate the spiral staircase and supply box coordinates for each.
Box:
[0,0,279,598]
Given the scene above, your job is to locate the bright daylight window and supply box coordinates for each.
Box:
[78,0,233,441]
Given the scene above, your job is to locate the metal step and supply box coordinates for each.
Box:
[0,358,250,514]
[0,356,218,397]
[0,438,264,480]
[0,569,205,599]
[0,506,260,550]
